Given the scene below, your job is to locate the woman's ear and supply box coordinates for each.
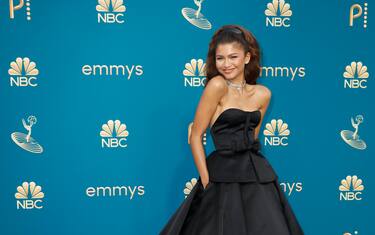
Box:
[245,52,251,64]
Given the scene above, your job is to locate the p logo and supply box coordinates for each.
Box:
[9,0,31,21]
[349,3,368,28]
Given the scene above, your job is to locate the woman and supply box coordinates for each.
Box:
[160,24,304,235]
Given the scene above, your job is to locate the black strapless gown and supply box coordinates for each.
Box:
[160,108,304,235]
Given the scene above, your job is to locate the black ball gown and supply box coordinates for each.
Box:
[160,108,304,235]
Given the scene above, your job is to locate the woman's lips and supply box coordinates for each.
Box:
[223,69,234,74]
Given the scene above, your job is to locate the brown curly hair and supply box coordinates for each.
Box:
[204,24,261,86]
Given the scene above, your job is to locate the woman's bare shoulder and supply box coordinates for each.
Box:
[205,75,228,95]
[255,84,272,99]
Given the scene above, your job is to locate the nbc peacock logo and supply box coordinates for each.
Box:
[15,181,44,209]
[265,0,292,27]
[339,175,364,201]
[8,57,39,87]
[96,0,126,24]
[263,118,290,146]
[100,120,129,148]
[9,0,32,21]
[183,178,198,198]
[188,122,207,145]
[183,59,206,87]
[343,61,369,89]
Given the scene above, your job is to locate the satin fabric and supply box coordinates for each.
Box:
[160,108,304,235]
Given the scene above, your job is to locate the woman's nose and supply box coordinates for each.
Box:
[224,58,231,67]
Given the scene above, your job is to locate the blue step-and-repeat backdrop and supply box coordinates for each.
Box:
[0,0,373,234]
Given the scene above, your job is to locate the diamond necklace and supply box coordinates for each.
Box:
[226,79,246,94]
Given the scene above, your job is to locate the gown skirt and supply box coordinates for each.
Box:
[160,177,304,235]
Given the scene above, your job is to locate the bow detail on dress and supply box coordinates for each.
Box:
[217,113,261,153]
[231,138,261,153]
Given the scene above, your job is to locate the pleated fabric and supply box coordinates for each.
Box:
[160,108,304,235]
[160,178,304,235]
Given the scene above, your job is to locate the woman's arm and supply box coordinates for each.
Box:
[253,85,272,139]
[189,76,227,187]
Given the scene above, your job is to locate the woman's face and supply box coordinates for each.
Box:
[215,42,250,80]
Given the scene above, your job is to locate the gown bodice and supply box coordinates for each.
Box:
[206,108,278,183]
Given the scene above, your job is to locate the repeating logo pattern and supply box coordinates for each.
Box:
[183,58,206,87]
[86,185,145,199]
[181,0,212,30]
[11,115,43,154]
[279,181,303,196]
[81,64,144,79]
[260,66,306,81]
[2,1,371,233]
[96,0,126,24]
[340,115,367,150]
[265,0,292,27]
[183,178,198,198]
[100,120,129,148]
[349,3,368,28]
[9,57,39,87]
[343,61,369,89]
[9,0,32,21]
[15,182,44,209]
[339,175,364,201]
[263,118,290,146]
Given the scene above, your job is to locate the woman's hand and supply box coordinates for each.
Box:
[201,178,210,190]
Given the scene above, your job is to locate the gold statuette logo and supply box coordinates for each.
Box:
[340,115,367,150]
[181,0,212,30]
[11,115,43,154]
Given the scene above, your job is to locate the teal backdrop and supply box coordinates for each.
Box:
[0,0,373,234]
